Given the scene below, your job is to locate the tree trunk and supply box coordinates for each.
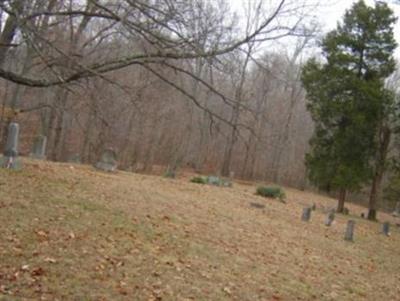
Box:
[368,126,391,221]
[221,127,237,177]
[367,174,380,221]
[337,188,346,213]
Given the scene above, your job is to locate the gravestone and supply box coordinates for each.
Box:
[392,202,400,217]
[222,179,232,187]
[311,203,316,211]
[325,210,335,226]
[382,222,390,236]
[250,202,265,209]
[30,135,47,159]
[343,207,350,215]
[344,220,355,242]
[301,207,312,222]
[1,123,20,169]
[207,175,221,186]
[95,148,118,172]
[206,175,232,187]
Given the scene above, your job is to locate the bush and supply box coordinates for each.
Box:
[190,176,207,184]
[256,186,286,201]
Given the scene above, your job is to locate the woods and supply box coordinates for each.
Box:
[2,2,400,299]
[0,0,400,217]
[0,0,315,184]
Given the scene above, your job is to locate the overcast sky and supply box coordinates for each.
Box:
[230,0,400,56]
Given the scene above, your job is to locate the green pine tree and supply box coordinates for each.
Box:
[301,0,397,214]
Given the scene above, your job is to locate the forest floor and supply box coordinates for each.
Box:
[1,159,400,301]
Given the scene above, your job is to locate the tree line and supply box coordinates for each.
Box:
[0,0,400,219]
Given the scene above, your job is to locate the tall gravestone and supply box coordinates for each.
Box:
[301,207,312,222]
[95,148,118,172]
[392,202,400,217]
[30,135,47,159]
[382,222,390,236]
[2,123,20,169]
[344,220,355,242]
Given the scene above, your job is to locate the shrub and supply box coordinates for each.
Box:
[256,186,286,201]
[190,176,207,184]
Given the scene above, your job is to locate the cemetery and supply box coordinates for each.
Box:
[1,0,400,300]
[0,123,399,300]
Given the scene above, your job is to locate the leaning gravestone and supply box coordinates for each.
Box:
[1,123,21,169]
[30,135,47,159]
[301,207,312,222]
[325,210,335,226]
[95,148,118,172]
[344,220,355,242]
[382,222,390,236]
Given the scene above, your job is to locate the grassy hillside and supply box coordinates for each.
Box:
[1,159,399,300]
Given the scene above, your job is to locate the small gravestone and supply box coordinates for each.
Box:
[344,220,355,242]
[222,179,232,187]
[250,202,265,209]
[392,202,400,217]
[1,123,21,169]
[325,210,335,226]
[30,135,47,159]
[343,207,349,215]
[207,176,221,186]
[301,207,312,222]
[95,148,117,172]
[311,203,316,211]
[382,222,390,236]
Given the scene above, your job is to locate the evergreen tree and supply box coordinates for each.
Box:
[301,0,397,213]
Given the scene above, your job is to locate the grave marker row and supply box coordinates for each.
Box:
[1,122,119,172]
[301,206,391,241]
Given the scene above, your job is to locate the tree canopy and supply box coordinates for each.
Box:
[301,0,397,213]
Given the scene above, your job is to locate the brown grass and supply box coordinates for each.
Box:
[1,159,399,301]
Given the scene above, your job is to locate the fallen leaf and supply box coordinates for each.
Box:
[31,267,45,277]
[44,257,57,263]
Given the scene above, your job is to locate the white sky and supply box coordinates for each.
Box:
[316,0,400,33]
[230,0,400,56]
